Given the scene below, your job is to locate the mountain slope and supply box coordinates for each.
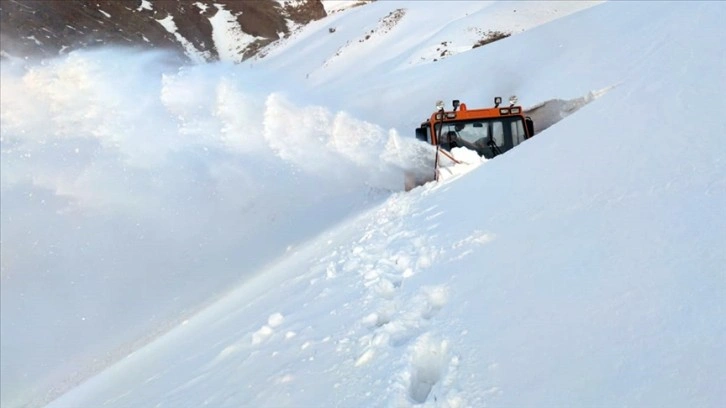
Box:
[2,1,725,408]
[36,1,726,407]
[0,0,326,62]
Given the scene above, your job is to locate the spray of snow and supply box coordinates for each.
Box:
[0,48,423,406]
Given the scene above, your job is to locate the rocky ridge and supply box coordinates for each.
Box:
[0,0,327,62]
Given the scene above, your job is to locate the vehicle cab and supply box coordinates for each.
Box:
[416,97,535,159]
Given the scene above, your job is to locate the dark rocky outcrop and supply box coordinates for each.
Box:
[0,0,327,61]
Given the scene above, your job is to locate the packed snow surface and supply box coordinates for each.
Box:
[1,1,725,408]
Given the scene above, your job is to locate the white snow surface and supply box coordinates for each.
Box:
[208,3,258,63]
[137,0,153,12]
[1,1,726,408]
[156,15,210,63]
[321,0,372,14]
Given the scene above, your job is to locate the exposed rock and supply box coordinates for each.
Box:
[471,30,511,49]
[0,0,327,61]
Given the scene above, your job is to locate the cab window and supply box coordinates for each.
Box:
[511,120,526,145]
[434,116,528,158]
[415,125,431,143]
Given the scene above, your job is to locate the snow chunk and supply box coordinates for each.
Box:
[137,0,152,11]
[435,147,487,185]
[267,313,284,328]
[251,325,274,346]
[194,2,208,13]
[275,374,294,384]
[355,348,375,366]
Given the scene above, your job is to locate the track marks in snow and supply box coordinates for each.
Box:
[408,335,451,403]
[305,193,491,405]
[206,192,495,405]
[420,286,449,320]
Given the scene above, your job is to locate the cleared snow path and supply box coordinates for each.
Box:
[525,85,614,135]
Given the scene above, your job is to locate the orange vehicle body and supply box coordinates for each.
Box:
[406,97,535,190]
[429,104,529,143]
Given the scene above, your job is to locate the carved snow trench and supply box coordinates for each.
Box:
[525,85,616,135]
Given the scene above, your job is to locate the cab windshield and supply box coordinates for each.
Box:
[435,116,526,159]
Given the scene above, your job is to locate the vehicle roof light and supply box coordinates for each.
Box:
[494,97,502,107]
[436,100,445,111]
[510,107,521,114]
[499,108,511,115]
[446,112,456,119]
[509,95,518,106]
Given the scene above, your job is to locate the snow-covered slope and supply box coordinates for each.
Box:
[2,1,725,407]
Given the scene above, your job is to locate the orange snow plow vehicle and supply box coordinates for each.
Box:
[405,96,535,190]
